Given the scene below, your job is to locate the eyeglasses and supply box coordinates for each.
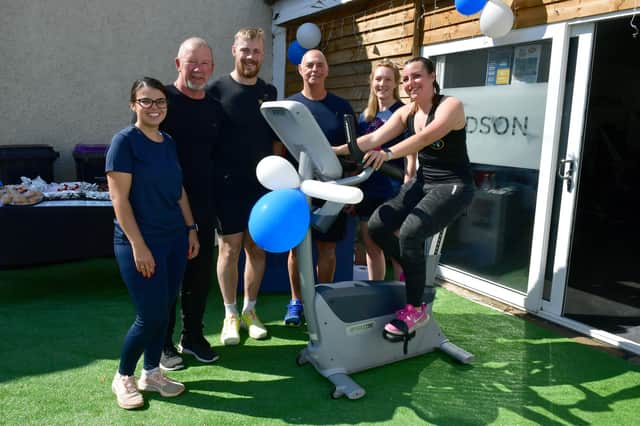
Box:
[135,98,168,109]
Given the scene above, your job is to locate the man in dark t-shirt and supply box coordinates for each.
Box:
[284,49,356,327]
[206,28,278,346]
[160,37,222,369]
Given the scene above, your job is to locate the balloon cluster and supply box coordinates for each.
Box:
[287,22,322,65]
[249,156,363,253]
[249,156,308,253]
[455,0,514,39]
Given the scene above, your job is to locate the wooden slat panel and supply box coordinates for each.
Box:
[423,20,480,44]
[325,74,371,89]
[319,4,414,37]
[326,37,413,65]
[422,6,475,31]
[516,0,638,27]
[331,86,375,101]
[323,24,414,51]
[323,60,375,78]
[422,0,638,44]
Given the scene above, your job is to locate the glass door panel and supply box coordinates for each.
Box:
[431,40,552,293]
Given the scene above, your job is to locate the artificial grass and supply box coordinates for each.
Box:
[1,257,639,425]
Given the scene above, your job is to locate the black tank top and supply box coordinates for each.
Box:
[407,95,472,183]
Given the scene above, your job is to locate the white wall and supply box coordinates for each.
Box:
[0,0,274,180]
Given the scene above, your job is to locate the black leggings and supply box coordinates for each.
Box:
[368,177,474,306]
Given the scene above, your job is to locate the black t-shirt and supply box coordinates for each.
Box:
[160,85,222,217]
[206,75,277,187]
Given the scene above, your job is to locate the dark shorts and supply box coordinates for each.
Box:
[312,210,347,242]
[215,175,265,236]
[355,196,388,221]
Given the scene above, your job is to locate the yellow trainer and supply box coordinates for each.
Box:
[241,309,268,340]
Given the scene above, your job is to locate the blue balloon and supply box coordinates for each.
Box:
[249,189,310,253]
[455,0,488,15]
[287,40,308,65]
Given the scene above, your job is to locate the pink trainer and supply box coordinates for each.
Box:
[384,303,429,335]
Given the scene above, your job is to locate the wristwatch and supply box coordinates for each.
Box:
[186,223,199,232]
[382,148,393,161]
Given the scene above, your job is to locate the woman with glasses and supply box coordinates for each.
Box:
[335,57,474,338]
[106,77,199,409]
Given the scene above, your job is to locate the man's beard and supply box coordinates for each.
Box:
[239,60,261,78]
[186,79,206,91]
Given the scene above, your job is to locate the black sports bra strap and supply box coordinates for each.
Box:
[407,113,415,136]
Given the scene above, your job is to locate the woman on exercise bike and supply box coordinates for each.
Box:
[334,57,474,337]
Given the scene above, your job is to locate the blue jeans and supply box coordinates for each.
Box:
[115,231,188,375]
[368,177,474,306]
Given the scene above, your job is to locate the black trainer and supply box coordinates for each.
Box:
[178,337,219,363]
[160,344,184,371]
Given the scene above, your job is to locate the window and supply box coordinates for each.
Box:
[433,40,552,293]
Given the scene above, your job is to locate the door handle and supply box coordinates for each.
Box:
[558,158,574,192]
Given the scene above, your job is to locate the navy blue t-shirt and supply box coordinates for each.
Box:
[105,126,184,242]
[357,101,406,198]
[287,92,354,148]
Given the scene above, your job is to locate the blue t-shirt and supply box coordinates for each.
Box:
[105,126,184,243]
[357,101,406,199]
[287,92,354,148]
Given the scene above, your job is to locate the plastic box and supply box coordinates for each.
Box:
[73,144,109,183]
[0,144,59,184]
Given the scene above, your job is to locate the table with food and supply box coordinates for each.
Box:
[0,177,114,268]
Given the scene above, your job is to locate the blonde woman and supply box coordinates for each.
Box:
[356,59,416,281]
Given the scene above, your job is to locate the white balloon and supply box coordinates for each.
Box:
[256,156,301,190]
[480,0,514,39]
[296,23,322,49]
[300,180,363,205]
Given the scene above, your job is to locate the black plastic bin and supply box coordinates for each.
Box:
[0,144,59,184]
[73,144,109,183]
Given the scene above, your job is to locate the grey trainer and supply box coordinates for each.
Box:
[160,345,184,371]
[137,369,185,397]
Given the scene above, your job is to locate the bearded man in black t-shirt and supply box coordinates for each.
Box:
[159,37,222,369]
[206,28,278,347]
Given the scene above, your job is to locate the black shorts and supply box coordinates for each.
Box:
[312,210,347,242]
[215,175,266,236]
[355,196,387,221]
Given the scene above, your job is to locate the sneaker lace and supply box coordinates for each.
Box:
[122,375,138,393]
[287,302,302,314]
[395,305,412,321]
[150,371,171,385]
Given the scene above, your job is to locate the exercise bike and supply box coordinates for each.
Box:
[259,100,473,400]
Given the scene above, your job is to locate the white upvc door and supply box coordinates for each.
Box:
[540,23,594,316]
[536,22,640,355]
